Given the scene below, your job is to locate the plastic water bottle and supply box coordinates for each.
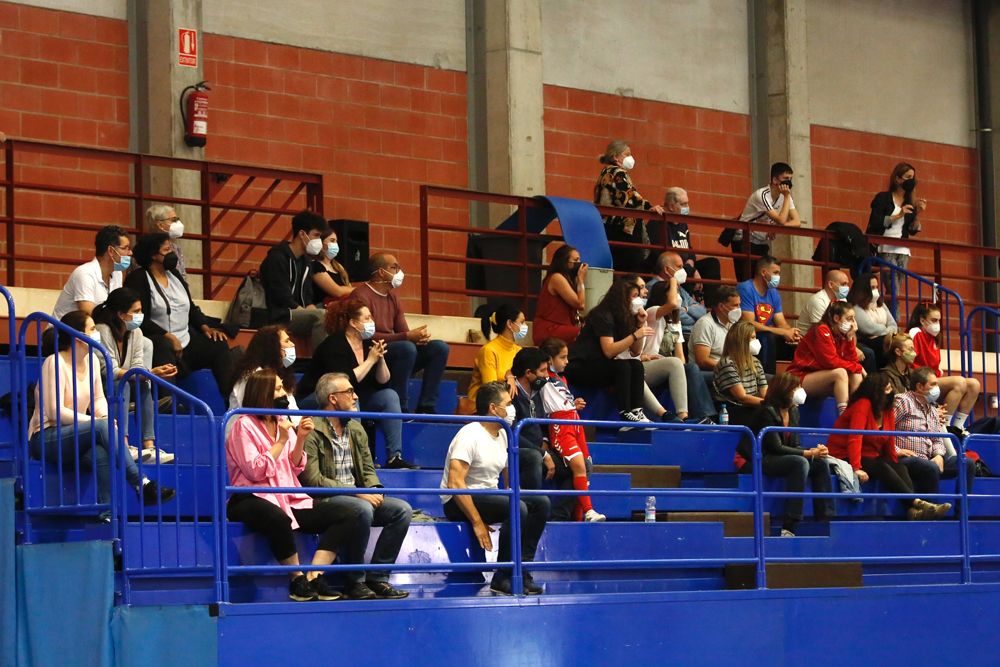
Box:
[645,496,657,523]
[719,404,729,426]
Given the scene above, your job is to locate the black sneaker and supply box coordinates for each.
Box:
[523,573,543,595]
[416,405,438,415]
[141,481,176,505]
[311,575,343,601]
[345,582,378,600]
[618,409,645,431]
[288,575,317,601]
[386,455,420,470]
[489,576,513,596]
[367,580,409,599]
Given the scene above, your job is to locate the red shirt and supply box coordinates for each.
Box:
[351,283,410,343]
[826,398,897,471]
[787,323,863,378]
[911,329,942,376]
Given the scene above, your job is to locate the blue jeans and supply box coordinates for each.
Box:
[902,454,975,495]
[684,361,717,418]
[123,378,156,444]
[318,495,412,583]
[444,493,550,576]
[29,418,141,504]
[384,339,449,412]
[359,387,404,459]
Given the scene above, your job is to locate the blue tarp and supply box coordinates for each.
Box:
[496,196,611,269]
[113,605,216,667]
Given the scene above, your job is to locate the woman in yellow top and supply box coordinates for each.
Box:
[458,303,527,415]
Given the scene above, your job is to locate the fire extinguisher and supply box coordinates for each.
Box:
[180,81,211,147]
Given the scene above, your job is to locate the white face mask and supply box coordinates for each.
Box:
[871,289,880,302]
[305,237,324,256]
[391,270,405,289]
[502,404,516,426]
[620,155,635,170]
[835,285,849,300]
[748,338,761,356]
[673,267,687,285]
[924,321,941,337]
[838,319,853,334]
[792,387,808,406]
[359,321,376,340]
[168,221,184,239]
[631,296,646,314]
[679,206,690,215]
[282,345,297,368]
[926,385,941,403]
[326,242,339,260]
[726,307,741,324]
[88,330,102,344]
[512,323,528,341]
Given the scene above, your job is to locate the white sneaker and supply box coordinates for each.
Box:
[633,408,653,423]
[141,448,175,464]
[584,509,606,522]
[779,529,795,537]
[128,445,140,461]
[618,409,645,431]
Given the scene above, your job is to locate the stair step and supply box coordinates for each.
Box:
[665,511,769,538]
[725,562,863,589]
[593,464,680,488]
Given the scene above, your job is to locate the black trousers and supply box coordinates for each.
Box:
[861,456,915,509]
[755,331,796,376]
[731,239,771,283]
[227,493,357,562]
[443,493,550,574]
[151,329,235,396]
[564,356,645,413]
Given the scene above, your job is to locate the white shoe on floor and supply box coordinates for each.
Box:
[141,447,175,464]
[584,509,606,522]
[779,529,795,537]
[128,445,140,461]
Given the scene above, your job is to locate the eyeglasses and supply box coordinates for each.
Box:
[332,388,357,397]
[159,216,181,223]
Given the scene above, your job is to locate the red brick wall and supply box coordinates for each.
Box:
[0,2,131,289]
[810,124,980,304]
[202,34,470,314]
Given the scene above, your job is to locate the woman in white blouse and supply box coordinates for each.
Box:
[847,272,897,368]
[29,310,174,508]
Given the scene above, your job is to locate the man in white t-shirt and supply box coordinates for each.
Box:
[440,381,550,596]
[53,225,132,319]
[691,286,742,371]
[797,269,850,335]
[732,162,801,281]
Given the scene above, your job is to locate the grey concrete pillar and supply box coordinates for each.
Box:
[752,0,813,314]
[130,0,205,296]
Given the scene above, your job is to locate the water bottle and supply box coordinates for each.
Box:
[719,404,729,426]
[645,496,657,523]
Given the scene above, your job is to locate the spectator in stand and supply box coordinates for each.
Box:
[566,276,653,427]
[797,270,850,336]
[225,368,351,602]
[732,162,801,282]
[593,140,665,273]
[908,302,981,432]
[827,372,950,520]
[894,366,974,500]
[648,188,722,297]
[260,210,329,351]
[882,333,916,394]
[532,245,585,346]
[310,225,353,305]
[848,272,896,369]
[459,304,525,415]
[296,299,415,470]
[713,321,767,426]
[29,311,174,511]
[691,285,742,371]
[787,302,864,414]
[538,338,605,522]
[126,233,233,398]
[145,204,187,278]
[352,253,449,415]
[867,162,927,271]
[299,372,412,600]
[510,348,556,490]
[738,256,800,374]
[229,326,301,436]
[441,382,549,596]
[92,288,176,464]
[740,373,833,536]
[53,225,131,319]
[647,251,707,340]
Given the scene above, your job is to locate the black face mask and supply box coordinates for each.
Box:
[273,396,290,411]
[901,178,917,193]
[162,252,179,273]
[531,376,547,391]
[780,178,793,188]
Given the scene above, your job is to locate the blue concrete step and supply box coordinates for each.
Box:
[797,396,840,430]
[406,379,458,415]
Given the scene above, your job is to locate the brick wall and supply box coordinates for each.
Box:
[0,1,131,289]
[811,125,980,305]
[202,34,470,315]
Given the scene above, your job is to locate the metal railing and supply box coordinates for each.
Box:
[1,285,18,478]
[966,306,1000,419]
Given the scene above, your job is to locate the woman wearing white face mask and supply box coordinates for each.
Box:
[788,302,865,414]
[712,322,767,426]
[740,373,834,537]
[228,326,302,437]
[847,272,896,369]
[295,299,413,468]
[907,302,980,432]
[146,204,187,278]
[310,226,353,305]
[594,139,665,273]
[459,304,527,416]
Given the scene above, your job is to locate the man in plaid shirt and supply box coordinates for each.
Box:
[893,367,974,497]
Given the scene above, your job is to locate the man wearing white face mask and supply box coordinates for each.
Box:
[893,366,975,498]
[647,251,706,339]
[441,382,550,596]
[797,269,850,336]
[738,255,799,375]
[353,252,450,415]
[260,210,329,351]
[692,286,742,372]
[146,204,187,278]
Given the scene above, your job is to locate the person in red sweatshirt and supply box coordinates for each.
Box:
[907,302,980,432]
[827,371,950,520]
[787,301,864,414]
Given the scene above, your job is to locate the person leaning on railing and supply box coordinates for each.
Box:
[731,162,801,282]
[440,381,550,596]
[459,303,526,416]
[224,368,352,602]
[532,244,586,346]
[866,162,926,272]
[826,371,950,521]
[28,310,174,513]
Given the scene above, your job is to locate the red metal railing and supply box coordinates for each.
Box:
[0,139,323,300]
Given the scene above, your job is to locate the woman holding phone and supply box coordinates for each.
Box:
[866,162,927,271]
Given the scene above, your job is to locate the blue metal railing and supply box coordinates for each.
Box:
[964,305,1000,419]
[0,285,18,480]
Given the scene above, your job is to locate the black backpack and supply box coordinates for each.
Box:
[813,221,870,277]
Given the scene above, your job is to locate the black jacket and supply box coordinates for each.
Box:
[260,242,315,323]
[123,267,210,339]
[297,333,387,400]
[740,403,805,461]
[866,190,919,238]
[512,382,545,451]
